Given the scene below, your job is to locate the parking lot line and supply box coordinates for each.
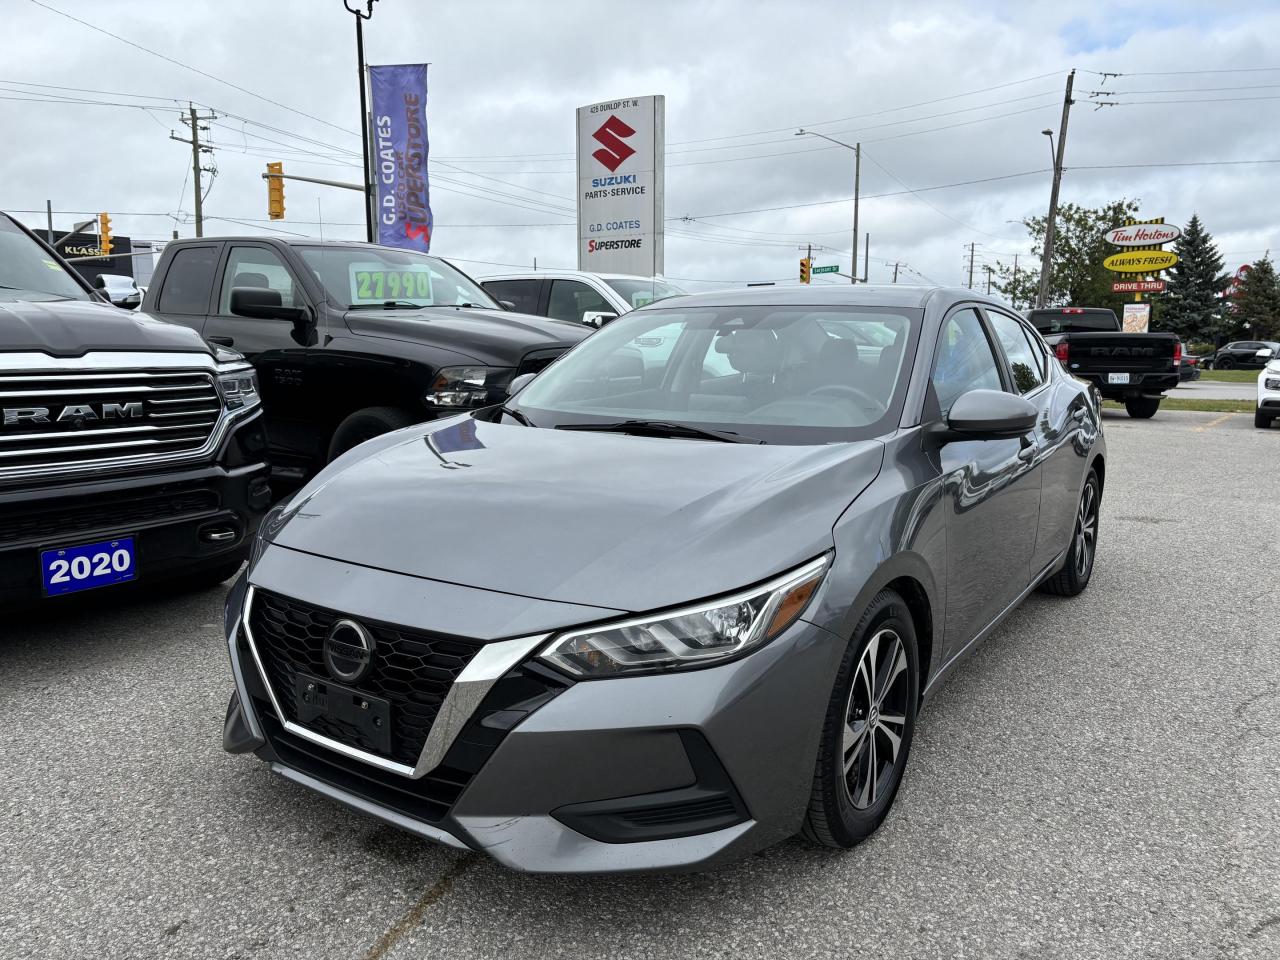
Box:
[1193,412,1237,432]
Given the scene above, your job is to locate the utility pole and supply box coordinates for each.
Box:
[851,143,860,284]
[45,200,53,239]
[1011,253,1019,309]
[862,233,869,283]
[967,242,976,289]
[1037,70,1075,309]
[984,265,994,295]
[892,262,900,283]
[170,105,216,237]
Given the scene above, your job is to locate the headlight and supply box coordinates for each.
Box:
[424,366,512,409]
[218,367,260,412]
[1266,378,1280,391]
[538,556,829,678]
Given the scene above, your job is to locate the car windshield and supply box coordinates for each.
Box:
[604,277,685,310]
[512,303,921,445]
[297,246,500,310]
[0,215,90,302]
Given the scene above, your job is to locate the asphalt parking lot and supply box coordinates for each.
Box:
[3,409,1278,960]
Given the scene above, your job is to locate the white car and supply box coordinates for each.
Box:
[479,270,684,328]
[1257,358,1280,429]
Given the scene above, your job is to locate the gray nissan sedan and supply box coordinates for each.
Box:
[222,285,1105,873]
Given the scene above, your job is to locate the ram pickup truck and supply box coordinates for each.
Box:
[0,212,271,605]
[144,237,590,482]
[1027,307,1181,418]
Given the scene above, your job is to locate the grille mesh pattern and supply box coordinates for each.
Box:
[249,590,485,766]
[0,485,219,545]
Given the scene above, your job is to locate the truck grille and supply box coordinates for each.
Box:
[0,369,222,474]
[248,590,486,767]
[0,482,219,545]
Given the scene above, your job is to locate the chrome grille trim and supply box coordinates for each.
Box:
[0,351,256,483]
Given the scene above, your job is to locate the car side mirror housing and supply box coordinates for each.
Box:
[230,286,309,323]
[506,372,537,397]
[581,310,618,328]
[498,299,516,311]
[939,389,1038,440]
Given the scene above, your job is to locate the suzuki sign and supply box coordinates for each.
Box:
[577,96,665,275]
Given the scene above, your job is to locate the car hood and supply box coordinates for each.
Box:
[342,307,589,364]
[267,416,884,613]
[0,298,213,356]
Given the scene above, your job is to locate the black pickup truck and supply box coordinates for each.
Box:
[144,237,590,483]
[0,212,271,605]
[1027,307,1181,418]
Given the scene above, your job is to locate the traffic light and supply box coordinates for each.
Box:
[98,212,113,256]
[267,162,285,220]
[799,257,811,284]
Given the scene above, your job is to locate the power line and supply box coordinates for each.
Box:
[27,0,359,138]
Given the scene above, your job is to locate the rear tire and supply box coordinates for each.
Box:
[1040,469,1100,597]
[802,590,919,849]
[327,406,418,462]
[1124,397,1161,419]
[1257,409,1273,429]
[1216,357,1232,370]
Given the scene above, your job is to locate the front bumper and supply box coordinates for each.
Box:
[222,553,846,873]
[0,411,270,605]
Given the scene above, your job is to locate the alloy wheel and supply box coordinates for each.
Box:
[842,628,910,810]
[1074,481,1098,578]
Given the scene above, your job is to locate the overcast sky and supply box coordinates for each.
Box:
[3,0,1277,292]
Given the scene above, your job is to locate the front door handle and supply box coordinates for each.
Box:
[207,336,234,346]
[1071,406,1087,422]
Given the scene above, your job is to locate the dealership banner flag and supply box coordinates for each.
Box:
[369,63,433,252]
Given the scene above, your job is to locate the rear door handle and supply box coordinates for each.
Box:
[1071,406,1087,422]
[207,336,234,346]
[1017,435,1036,462]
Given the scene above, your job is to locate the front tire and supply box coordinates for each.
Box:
[803,590,919,849]
[1125,397,1161,419]
[1040,469,1100,597]
[327,406,418,462]
[1257,409,1273,429]
[1216,357,1232,370]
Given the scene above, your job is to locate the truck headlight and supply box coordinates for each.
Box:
[424,366,512,409]
[538,556,829,678]
[218,368,260,412]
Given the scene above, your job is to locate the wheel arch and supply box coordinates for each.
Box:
[883,574,934,706]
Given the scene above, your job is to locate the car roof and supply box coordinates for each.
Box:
[165,236,396,249]
[644,283,1004,311]
[479,270,671,282]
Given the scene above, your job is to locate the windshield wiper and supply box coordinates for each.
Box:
[420,302,488,309]
[346,300,426,310]
[501,406,537,428]
[555,419,763,444]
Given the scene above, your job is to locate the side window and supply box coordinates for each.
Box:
[931,308,1004,416]
[218,246,298,314]
[547,279,611,324]
[157,246,218,315]
[986,311,1046,394]
[482,279,541,315]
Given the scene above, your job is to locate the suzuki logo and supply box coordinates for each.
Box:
[591,115,636,172]
[2,402,144,427]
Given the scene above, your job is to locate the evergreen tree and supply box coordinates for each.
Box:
[996,199,1140,313]
[1233,256,1280,340]
[1160,214,1228,341]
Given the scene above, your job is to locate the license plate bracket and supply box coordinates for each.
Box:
[294,673,392,755]
[40,536,137,597]
[1108,372,1131,385]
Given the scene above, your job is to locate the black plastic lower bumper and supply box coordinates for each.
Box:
[0,422,270,605]
[1084,371,1180,400]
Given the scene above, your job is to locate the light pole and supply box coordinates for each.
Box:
[796,129,859,282]
[344,0,379,243]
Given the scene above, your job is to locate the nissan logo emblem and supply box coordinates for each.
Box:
[323,618,375,684]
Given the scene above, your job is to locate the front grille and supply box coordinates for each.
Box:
[517,348,567,378]
[0,369,221,473]
[0,482,219,545]
[248,591,486,766]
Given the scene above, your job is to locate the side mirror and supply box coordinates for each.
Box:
[506,372,537,397]
[940,389,1038,440]
[498,299,516,312]
[230,287,309,323]
[581,310,618,328]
